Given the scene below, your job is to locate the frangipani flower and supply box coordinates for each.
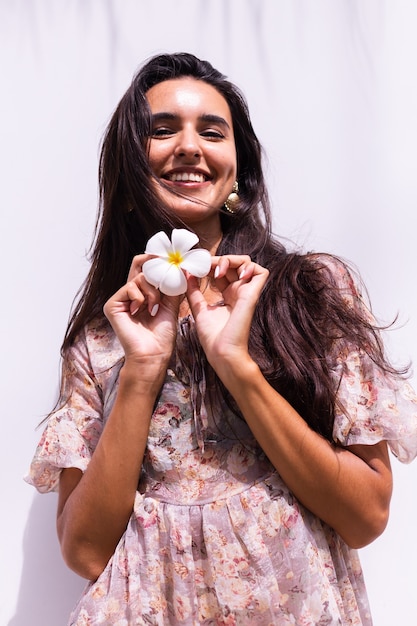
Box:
[142,229,211,296]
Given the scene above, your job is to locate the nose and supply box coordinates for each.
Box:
[174,127,202,159]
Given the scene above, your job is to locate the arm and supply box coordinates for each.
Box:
[187,256,393,548]
[57,255,180,580]
[216,356,392,547]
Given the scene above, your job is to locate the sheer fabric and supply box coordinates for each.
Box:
[26,263,417,625]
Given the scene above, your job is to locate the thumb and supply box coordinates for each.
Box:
[186,275,207,315]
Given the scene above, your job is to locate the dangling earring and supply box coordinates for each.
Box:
[224,181,240,214]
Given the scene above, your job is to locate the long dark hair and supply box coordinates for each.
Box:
[61,52,404,441]
[64,52,269,349]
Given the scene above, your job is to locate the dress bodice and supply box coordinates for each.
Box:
[139,367,273,505]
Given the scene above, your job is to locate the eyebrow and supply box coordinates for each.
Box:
[151,112,231,130]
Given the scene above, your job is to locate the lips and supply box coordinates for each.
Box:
[164,170,210,183]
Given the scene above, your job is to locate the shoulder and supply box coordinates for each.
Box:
[309,253,361,290]
[263,248,375,341]
[308,253,374,319]
[273,250,366,306]
[67,316,124,378]
[266,248,361,295]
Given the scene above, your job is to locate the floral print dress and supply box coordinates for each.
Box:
[26,264,417,626]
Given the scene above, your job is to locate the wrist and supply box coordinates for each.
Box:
[213,353,261,391]
[119,357,168,396]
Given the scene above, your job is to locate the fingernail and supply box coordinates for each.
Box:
[214,266,220,278]
[150,303,159,317]
[131,306,139,316]
[239,269,246,279]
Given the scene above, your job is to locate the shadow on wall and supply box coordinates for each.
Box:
[9,493,85,626]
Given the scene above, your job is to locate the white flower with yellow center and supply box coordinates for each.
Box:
[142,229,211,296]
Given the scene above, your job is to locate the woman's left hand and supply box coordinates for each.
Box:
[189,256,393,549]
[186,255,269,371]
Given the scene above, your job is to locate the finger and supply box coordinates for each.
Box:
[131,270,184,319]
[104,276,161,319]
[212,255,252,280]
[236,260,256,280]
[126,283,147,316]
[132,274,163,316]
[186,274,208,314]
[103,281,144,319]
[126,253,153,282]
[212,257,261,294]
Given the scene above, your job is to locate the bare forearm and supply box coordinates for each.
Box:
[215,356,392,547]
[57,362,163,579]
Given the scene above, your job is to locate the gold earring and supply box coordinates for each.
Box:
[224,181,240,214]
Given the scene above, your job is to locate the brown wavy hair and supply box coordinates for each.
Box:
[61,52,405,441]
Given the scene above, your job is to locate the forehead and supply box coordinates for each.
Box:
[146,77,232,119]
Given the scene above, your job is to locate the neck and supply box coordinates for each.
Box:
[181,212,223,255]
[190,225,222,255]
[202,233,222,255]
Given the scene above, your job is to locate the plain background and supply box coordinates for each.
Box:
[1,1,416,624]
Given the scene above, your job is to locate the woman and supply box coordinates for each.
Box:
[27,52,417,625]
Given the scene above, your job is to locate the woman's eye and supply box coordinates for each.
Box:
[201,129,224,139]
[152,127,174,137]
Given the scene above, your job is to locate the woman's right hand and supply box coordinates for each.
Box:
[103,254,180,369]
[59,254,182,580]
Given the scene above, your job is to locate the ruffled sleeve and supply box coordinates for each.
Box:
[332,350,417,463]
[323,255,417,463]
[25,322,118,493]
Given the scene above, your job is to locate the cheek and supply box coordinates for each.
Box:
[147,143,167,174]
[215,149,237,179]
[225,146,238,176]
[147,154,159,174]
[225,158,237,181]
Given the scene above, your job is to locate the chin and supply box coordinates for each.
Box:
[167,199,219,220]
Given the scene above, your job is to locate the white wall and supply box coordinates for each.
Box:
[1,2,416,624]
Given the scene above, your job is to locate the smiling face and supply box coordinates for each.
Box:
[146,77,237,240]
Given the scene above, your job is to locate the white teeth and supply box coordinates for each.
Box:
[169,172,205,182]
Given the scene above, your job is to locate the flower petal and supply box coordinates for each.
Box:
[181,249,211,278]
[142,257,170,288]
[159,264,188,296]
[145,231,172,256]
[171,228,199,254]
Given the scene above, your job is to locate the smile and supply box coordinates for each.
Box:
[166,172,207,183]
